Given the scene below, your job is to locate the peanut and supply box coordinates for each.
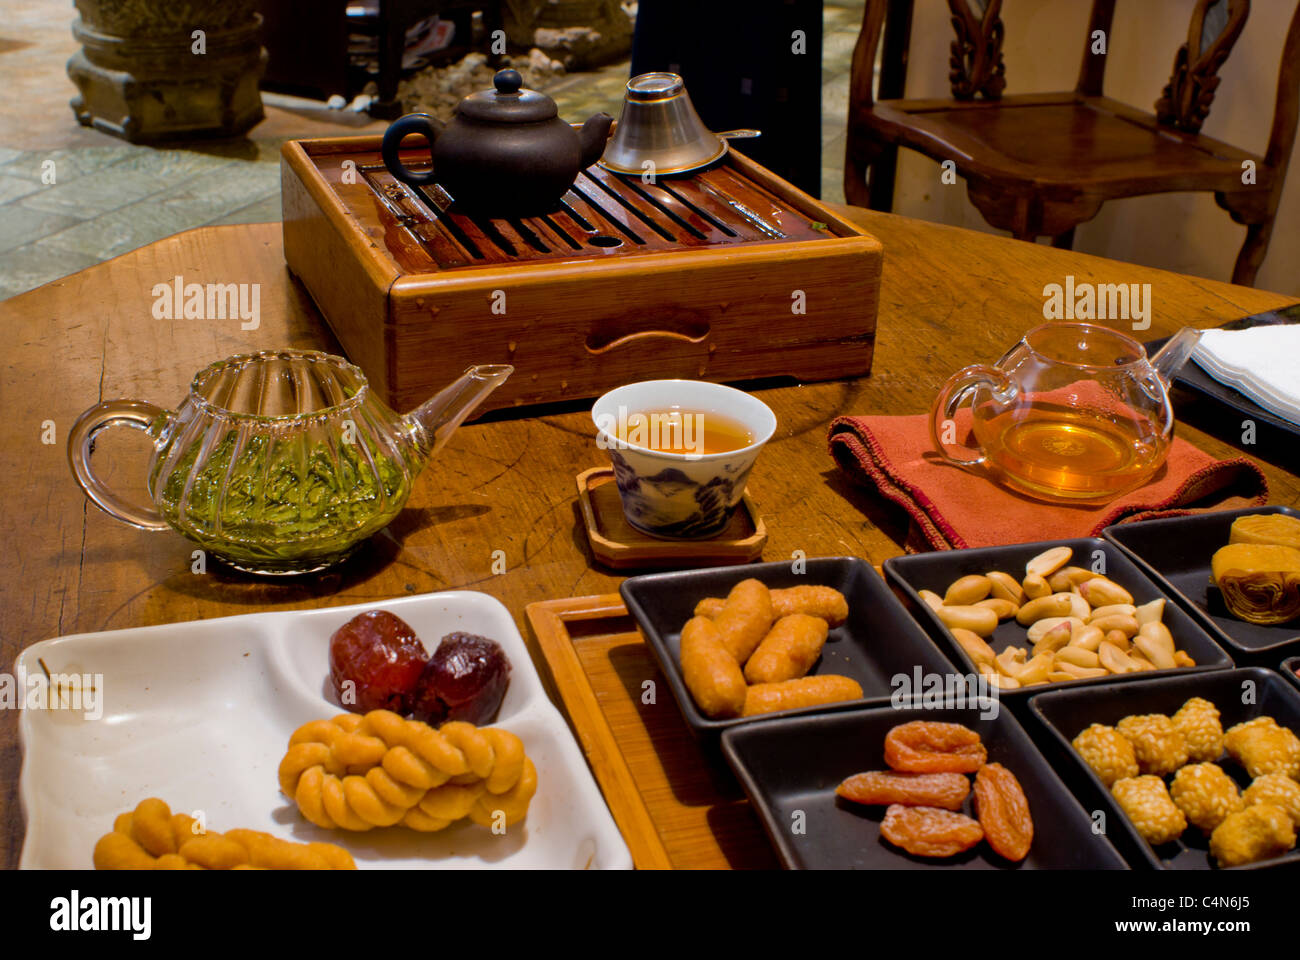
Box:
[1078,577,1134,607]
[1055,646,1100,669]
[1027,616,1083,643]
[1026,546,1073,579]
[1104,629,1131,651]
[974,597,1019,620]
[1132,636,1175,670]
[944,574,992,606]
[1174,650,1197,668]
[1054,661,1110,680]
[1016,593,1075,626]
[986,571,1026,605]
[1127,651,1158,671]
[1022,574,1052,600]
[1032,621,1073,657]
[935,604,998,637]
[986,673,1020,689]
[951,627,996,667]
[1048,569,1075,593]
[1087,604,1137,621]
[1090,614,1140,638]
[1134,598,1165,626]
[1098,641,1141,674]
[1069,625,1104,651]
[1066,592,1092,622]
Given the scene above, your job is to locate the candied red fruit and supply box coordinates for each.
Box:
[329,610,428,714]
[409,632,511,725]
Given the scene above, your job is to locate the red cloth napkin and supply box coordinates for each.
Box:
[828,413,1269,551]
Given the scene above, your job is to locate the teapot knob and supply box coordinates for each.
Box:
[494,69,523,95]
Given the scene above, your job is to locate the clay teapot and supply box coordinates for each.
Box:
[381,68,613,216]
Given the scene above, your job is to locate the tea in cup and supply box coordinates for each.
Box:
[591,380,777,538]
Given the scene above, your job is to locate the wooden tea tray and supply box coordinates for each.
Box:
[576,466,767,569]
[524,593,777,869]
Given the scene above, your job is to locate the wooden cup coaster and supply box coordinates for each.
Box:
[576,467,767,569]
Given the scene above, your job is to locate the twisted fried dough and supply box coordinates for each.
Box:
[93,797,356,869]
[278,710,537,832]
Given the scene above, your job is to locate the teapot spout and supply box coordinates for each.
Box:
[404,364,513,461]
[1148,326,1203,387]
[579,112,614,169]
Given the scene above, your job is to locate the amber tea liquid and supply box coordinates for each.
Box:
[615,408,754,455]
[972,401,1168,500]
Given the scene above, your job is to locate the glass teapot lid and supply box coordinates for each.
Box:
[457,69,557,123]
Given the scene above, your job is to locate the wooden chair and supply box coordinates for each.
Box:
[844,0,1300,285]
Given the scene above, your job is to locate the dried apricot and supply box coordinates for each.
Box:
[884,721,987,774]
[879,804,984,858]
[973,763,1034,861]
[837,771,970,810]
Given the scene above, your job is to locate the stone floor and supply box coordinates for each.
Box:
[0,0,865,300]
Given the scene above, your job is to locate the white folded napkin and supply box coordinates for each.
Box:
[1191,325,1300,426]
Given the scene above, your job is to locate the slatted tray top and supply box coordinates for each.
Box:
[359,155,834,269]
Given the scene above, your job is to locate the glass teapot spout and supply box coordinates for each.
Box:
[403,364,513,461]
[1148,326,1203,388]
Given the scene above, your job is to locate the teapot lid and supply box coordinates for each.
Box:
[457,69,557,123]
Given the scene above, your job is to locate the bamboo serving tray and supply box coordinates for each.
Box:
[524,593,777,869]
[281,134,882,414]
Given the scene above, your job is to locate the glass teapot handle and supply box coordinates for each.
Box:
[67,399,171,531]
[929,364,1016,468]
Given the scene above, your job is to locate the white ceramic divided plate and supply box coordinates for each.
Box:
[17,591,632,869]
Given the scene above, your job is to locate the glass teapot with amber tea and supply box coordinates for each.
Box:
[930,323,1202,504]
[68,351,511,574]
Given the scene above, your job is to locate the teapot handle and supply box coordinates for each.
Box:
[381,114,441,186]
[67,399,171,531]
[929,364,1015,468]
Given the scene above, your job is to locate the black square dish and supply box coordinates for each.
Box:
[1104,505,1300,658]
[720,703,1128,869]
[619,557,958,737]
[1028,667,1300,870]
[884,537,1233,697]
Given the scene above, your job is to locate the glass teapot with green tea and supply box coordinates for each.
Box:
[68,350,512,574]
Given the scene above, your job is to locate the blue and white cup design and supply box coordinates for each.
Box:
[591,380,777,540]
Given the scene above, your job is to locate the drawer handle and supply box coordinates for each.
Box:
[585,321,711,355]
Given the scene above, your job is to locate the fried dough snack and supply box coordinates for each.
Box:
[711,579,774,663]
[741,675,862,717]
[1172,697,1224,763]
[1116,714,1189,777]
[278,711,536,832]
[1169,763,1243,833]
[1111,776,1187,846]
[1072,723,1139,788]
[94,797,356,870]
[680,616,747,718]
[743,613,828,684]
[1209,803,1297,867]
[1242,774,1300,826]
[1211,543,1300,625]
[1223,716,1300,779]
[694,585,849,627]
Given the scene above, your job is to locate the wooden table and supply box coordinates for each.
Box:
[1,209,1295,869]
